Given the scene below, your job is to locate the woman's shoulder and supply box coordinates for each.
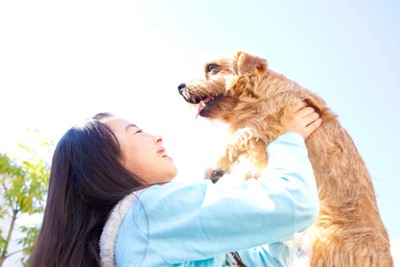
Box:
[141,179,211,199]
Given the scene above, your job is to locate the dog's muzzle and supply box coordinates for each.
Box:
[177,83,203,104]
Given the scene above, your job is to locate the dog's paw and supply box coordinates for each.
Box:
[204,168,225,183]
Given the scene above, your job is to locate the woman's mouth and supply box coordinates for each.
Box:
[157,149,168,158]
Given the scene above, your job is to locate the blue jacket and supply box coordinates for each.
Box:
[103,132,319,266]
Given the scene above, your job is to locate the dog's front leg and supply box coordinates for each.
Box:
[209,128,255,180]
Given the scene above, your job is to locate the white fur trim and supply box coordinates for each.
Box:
[99,190,144,267]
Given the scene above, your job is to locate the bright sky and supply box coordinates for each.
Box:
[1,0,399,260]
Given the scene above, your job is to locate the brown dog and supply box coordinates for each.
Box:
[177,51,393,266]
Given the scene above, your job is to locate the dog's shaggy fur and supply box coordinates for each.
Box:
[177,51,393,266]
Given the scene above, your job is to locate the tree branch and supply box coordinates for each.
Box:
[0,209,18,261]
[5,247,27,259]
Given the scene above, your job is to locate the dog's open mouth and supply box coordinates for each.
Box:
[196,94,222,118]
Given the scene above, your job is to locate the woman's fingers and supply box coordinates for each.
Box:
[294,106,316,120]
[294,101,308,112]
[303,110,321,126]
[304,118,322,137]
[286,104,322,139]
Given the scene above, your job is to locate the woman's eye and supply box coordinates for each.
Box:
[206,64,217,73]
[135,129,142,134]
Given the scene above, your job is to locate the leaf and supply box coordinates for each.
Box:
[0,130,54,264]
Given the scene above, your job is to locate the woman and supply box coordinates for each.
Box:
[29,104,321,267]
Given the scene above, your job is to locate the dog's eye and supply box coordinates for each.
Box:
[206,64,218,73]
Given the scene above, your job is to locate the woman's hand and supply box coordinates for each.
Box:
[285,102,322,139]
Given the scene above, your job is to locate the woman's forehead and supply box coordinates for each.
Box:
[101,117,138,132]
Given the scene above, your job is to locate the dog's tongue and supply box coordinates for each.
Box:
[196,96,212,119]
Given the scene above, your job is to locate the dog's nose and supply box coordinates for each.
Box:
[178,83,186,95]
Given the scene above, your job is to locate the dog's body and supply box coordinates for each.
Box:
[178,51,393,266]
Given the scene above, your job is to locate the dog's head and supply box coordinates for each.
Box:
[177,51,268,120]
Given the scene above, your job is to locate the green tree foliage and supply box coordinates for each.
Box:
[0,134,53,266]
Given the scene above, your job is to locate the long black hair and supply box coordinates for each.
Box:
[29,114,144,266]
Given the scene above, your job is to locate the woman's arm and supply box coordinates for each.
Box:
[131,132,319,264]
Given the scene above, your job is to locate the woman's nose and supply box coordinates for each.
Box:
[155,135,163,143]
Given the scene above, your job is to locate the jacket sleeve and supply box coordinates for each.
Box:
[131,132,319,264]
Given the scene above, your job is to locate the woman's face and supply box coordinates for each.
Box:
[101,116,177,184]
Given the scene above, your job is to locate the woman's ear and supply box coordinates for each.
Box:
[235,51,268,76]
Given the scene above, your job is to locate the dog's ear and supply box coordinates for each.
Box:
[235,51,267,76]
